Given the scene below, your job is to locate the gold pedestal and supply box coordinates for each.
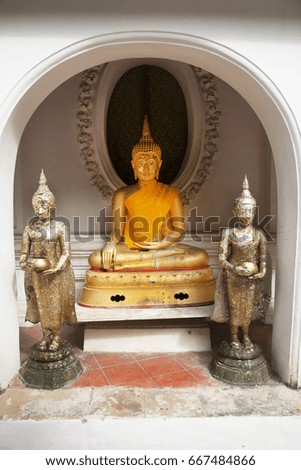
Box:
[78,267,215,308]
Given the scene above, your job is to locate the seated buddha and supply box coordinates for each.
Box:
[79,116,215,308]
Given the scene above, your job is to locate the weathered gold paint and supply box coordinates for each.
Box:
[212,175,267,352]
[20,170,76,352]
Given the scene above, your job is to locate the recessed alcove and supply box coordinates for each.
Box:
[106,64,188,185]
[13,58,276,355]
[14,59,275,236]
[0,28,299,394]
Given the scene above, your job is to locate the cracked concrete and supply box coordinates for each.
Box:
[1,381,301,449]
[1,380,301,421]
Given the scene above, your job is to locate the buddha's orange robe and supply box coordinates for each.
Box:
[124,181,179,249]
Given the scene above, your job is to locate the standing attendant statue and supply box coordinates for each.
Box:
[210,176,270,385]
[19,170,82,388]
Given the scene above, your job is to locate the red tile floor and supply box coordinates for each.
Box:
[10,323,272,389]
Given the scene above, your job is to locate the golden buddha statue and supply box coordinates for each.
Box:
[79,116,215,308]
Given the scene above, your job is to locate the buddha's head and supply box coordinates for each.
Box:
[32,170,56,220]
[233,175,256,226]
[131,116,162,183]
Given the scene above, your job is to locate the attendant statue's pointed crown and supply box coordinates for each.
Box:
[234,175,256,212]
[132,116,162,161]
[32,169,56,208]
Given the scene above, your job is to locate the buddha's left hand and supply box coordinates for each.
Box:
[134,240,173,250]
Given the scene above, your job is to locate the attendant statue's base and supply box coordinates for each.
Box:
[78,267,215,308]
[209,341,270,386]
[19,340,83,389]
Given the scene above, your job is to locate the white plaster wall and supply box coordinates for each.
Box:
[14,72,273,235]
[14,74,99,235]
[1,0,301,125]
[2,416,301,450]
[189,77,273,228]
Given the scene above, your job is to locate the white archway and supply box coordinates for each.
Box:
[1,32,300,388]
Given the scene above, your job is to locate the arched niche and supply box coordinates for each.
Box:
[77,59,221,205]
[0,32,300,388]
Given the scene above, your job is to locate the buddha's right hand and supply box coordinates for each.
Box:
[102,241,117,270]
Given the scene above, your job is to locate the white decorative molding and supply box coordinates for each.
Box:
[77,60,221,204]
[180,67,222,205]
[77,66,114,199]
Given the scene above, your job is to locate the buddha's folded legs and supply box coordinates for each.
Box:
[89,242,209,271]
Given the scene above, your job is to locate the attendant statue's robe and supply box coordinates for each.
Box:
[21,220,76,332]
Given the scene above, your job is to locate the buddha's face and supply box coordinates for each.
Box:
[32,196,54,220]
[132,151,162,183]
